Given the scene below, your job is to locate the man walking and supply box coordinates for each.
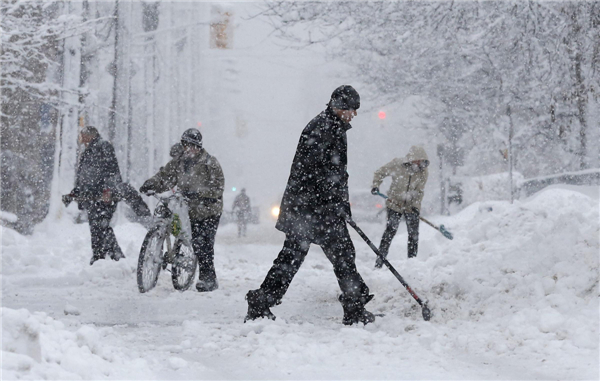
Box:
[140,129,225,292]
[62,126,127,265]
[245,85,375,325]
[371,145,429,267]
[232,188,251,237]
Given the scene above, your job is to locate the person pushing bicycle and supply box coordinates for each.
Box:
[140,129,225,292]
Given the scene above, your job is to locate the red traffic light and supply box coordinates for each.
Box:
[378,111,386,120]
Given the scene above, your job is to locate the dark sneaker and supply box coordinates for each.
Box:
[342,308,376,326]
[110,250,125,262]
[244,289,276,322]
[339,294,376,326]
[196,279,218,292]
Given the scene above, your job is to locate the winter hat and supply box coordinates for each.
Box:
[181,128,203,148]
[329,85,360,110]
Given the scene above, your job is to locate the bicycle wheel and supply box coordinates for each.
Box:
[171,238,197,291]
[137,227,166,293]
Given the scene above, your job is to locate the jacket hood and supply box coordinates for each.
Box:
[403,145,429,163]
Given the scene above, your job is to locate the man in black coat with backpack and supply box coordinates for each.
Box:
[245,85,375,325]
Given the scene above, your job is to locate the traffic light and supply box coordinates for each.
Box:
[378,111,386,120]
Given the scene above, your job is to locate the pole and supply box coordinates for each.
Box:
[346,219,431,321]
[437,144,445,215]
[108,0,119,143]
[507,105,514,204]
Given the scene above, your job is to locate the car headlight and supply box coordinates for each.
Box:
[271,206,280,217]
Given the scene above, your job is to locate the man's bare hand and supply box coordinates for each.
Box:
[102,189,112,204]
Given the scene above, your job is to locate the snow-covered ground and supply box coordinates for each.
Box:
[2,187,598,380]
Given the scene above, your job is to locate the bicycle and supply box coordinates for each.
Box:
[137,191,197,293]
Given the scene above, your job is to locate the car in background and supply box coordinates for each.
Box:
[350,189,386,223]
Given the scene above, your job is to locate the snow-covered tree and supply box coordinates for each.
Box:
[1,0,79,231]
[261,1,599,179]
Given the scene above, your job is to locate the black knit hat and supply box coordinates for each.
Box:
[329,85,360,110]
[181,128,203,148]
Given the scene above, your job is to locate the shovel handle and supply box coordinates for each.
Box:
[346,218,431,321]
[376,191,453,240]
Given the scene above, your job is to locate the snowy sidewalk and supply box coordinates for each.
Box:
[2,187,598,379]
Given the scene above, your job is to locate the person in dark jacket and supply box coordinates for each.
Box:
[140,129,225,292]
[62,126,125,265]
[245,85,375,326]
[232,188,251,237]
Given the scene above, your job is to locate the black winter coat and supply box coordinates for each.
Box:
[275,107,352,244]
[73,136,122,208]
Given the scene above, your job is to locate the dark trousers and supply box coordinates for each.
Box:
[114,182,151,217]
[236,212,249,237]
[190,214,221,283]
[87,202,122,260]
[260,226,370,307]
[379,208,420,259]
[237,220,247,237]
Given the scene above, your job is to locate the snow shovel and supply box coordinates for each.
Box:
[346,218,432,321]
[375,191,453,240]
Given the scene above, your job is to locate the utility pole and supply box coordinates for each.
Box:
[507,105,514,204]
[437,144,446,215]
[142,1,159,177]
[108,0,119,144]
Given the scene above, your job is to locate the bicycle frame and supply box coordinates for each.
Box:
[149,191,185,266]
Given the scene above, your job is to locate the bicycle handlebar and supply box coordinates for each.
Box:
[146,190,183,203]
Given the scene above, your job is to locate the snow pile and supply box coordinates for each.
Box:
[377,187,599,363]
[1,217,145,287]
[1,307,153,380]
[1,210,18,223]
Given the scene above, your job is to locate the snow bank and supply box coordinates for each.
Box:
[1,210,18,223]
[1,307,153,380]
[387,187,599,361]
[1,217,145,286]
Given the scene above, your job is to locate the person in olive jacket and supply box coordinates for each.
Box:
[245,85,375,326]
[371,145,429,266]
[140,129,224,292]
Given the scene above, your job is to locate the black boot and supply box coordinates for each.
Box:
[110,247,125,261]
[244,289,276,322]
[339,294,376,326]
[196,278,218,292]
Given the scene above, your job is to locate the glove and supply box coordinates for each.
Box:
[62,194,74,207]
[371,187,379,196]
[139,180,154,195]
[335,202,352,220]
[411,207,420,214]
